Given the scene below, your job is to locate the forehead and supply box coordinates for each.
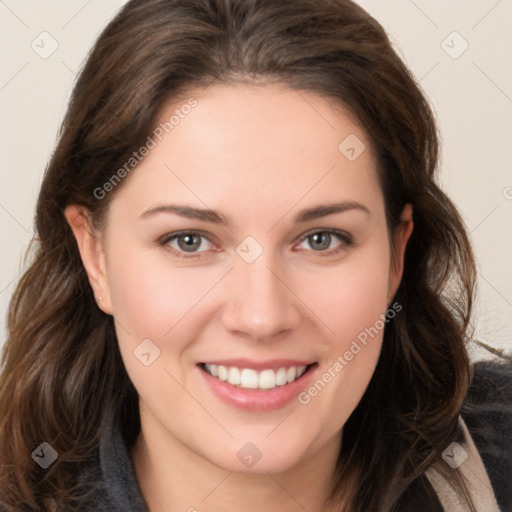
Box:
[107,82,384,227]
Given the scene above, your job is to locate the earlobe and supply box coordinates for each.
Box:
[64,205,112,314]
[388,204,414,301]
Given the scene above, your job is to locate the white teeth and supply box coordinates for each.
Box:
[203,363,309,390]
[240,368,259,389]
[218,365,228,381]
[228,366,241,385]
[275,367,288,386]
[258,369,276,389]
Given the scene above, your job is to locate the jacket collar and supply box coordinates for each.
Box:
[99,411,148,512]
[425,417,500,512]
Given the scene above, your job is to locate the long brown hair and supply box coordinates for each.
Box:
[0,0,477,510]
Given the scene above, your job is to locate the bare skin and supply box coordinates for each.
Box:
[66,82,413,511]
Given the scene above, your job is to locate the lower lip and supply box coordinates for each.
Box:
[198,363,318,412]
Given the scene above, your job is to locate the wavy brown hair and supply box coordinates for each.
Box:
[0,0,477,510]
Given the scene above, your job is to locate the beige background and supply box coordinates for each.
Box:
[1,1,511,360]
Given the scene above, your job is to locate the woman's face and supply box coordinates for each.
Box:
[69,82,412,474]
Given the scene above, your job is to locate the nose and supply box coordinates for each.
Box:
[221,254,302,341]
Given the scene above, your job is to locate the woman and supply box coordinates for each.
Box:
[0,0,509,510]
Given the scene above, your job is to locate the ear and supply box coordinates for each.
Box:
[387,203,413,302]
[64,205,113,314]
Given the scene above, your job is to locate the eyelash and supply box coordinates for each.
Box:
[157,229,353,260]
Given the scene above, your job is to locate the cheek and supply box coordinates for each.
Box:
[104,248,218,402]
[298,248,392,421]
[308,250,392,344]
[104,231,214,330]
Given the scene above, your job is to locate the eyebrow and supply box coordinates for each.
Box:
[139,201,370,225]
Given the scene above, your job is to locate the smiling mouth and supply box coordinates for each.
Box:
[199,362,317,391]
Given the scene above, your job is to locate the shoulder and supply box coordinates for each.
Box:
[461,359,512,512]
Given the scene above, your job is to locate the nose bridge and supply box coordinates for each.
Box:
[221,247,301,339]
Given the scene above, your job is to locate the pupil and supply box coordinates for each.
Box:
[311,232,330,250]
[180,234,200,251]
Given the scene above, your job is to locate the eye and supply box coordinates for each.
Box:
[157,228,352,259]
[158,231,216,258]
[296,229,352,256]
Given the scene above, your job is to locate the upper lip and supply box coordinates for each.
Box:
[200,359,316,371]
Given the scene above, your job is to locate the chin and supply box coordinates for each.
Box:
[203,431,314,475]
